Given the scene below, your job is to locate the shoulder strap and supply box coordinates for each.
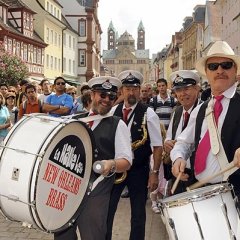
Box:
[38,99,43,113]
[172,106,183,140]
[170,96,175,108]
[153,96,158,111]
[22,100,27,115]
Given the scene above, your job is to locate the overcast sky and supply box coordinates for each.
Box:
[98,0,206,56]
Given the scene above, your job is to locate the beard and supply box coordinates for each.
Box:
[127,95,137,106]
[92,100,112,115]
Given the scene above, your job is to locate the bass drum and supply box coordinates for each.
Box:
[0,114,96,232]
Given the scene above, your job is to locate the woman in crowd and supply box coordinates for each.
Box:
[0,92,11,143]
[66,86,81,114]
[5,92,18,125]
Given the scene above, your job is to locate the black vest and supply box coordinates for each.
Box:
[192,92,240,191]
[114,102,152,168]
[76,113,120,195]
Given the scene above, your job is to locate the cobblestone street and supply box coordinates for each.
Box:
[0,198,169,240]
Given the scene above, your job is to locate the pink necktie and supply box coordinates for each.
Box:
[123,108,132,123]
[194,95,224,174]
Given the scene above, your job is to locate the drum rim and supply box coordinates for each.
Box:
[161,183,233,208]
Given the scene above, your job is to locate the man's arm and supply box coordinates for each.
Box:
[149,146,163,192]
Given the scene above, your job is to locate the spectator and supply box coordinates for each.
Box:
[0,83,8,98]
[66,86,82,114]
[18,84,43,120]
[38,79,53,104]
[0,92,11,143]
[5,92,18,125]
[42,76,73,117]
[149,78,177,130]
[81,89,92,112]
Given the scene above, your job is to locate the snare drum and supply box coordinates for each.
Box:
[160,183,240,240]
[0,114,96,232]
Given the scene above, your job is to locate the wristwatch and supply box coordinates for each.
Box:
[150,169,159,174]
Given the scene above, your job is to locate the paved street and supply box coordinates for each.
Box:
[0,198,169,240]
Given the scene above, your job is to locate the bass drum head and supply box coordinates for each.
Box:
[35,120,94,232]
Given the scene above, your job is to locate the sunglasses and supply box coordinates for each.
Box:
[207,61,234,71]
[56,82,66,86]
[97,91,117,101]
[67,92,76,96]
[8,90,16,93]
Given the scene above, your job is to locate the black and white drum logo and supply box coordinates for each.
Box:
[49,135,85,178]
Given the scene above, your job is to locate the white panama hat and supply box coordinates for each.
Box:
[195,40,240,76]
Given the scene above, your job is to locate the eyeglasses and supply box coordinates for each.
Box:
[26,90,35,94]
[97,91,117,101]
[8,90,16,93]
[207,61,234,71]
[67,92,76,96]
[56,82,66,86]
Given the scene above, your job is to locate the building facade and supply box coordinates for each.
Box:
[0,0,47,81]
[102,21,150,81]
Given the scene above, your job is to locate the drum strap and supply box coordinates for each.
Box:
[206,100,238,180]
[78,112,113,123]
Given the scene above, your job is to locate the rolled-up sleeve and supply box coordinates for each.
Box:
[114,119,132,164]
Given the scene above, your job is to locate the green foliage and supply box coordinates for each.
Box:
[0,44,29,86]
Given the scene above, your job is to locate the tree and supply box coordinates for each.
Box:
[0,43,29,86]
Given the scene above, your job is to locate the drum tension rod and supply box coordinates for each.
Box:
[192,204,205,240]
[221,203,237,240]
[0,194,35,207]
[168,218,179,240]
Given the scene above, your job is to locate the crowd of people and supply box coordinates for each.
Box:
[1,40,240,240]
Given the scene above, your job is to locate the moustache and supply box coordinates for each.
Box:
[214,74,228,80]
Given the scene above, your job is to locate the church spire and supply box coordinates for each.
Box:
[137,20,145,50]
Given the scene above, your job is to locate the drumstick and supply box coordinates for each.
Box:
[171,172,183,194]
[188,163,237,190]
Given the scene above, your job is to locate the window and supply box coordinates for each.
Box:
[55,32,57,45]
[73,60,75,74]
[37,49,41,64]
[78,50,86,66]
[16,42,20,56]
[63,58,66,71]
[58,59,61,71]
[50,30,53,44]
[50,56,53,69]
[8,39,12,54]
[46,54,49,68]
[47,2,49,11]
[69,59,71,73]
[58,34,61,47]
[23,44,28,61]
[79,20,86,37]
[73,38,75,49]
[63,33,66,46]
[54,57,57,70]
[69,36,71,48]
[33,47,37,63]
[46,28,49,42]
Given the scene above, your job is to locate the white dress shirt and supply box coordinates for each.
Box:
[170,84,237,183]
[89,111,132,165]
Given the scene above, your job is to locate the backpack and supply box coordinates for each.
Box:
[22,99,43,115]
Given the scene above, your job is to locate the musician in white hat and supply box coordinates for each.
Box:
[54,76,132,240]
[106,70,163,240]
[163,70,201,193]
[171,41,240,198]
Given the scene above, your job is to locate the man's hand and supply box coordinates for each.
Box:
[171,158,189,181]
[164,140,176,153]
[233,148,240,168]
